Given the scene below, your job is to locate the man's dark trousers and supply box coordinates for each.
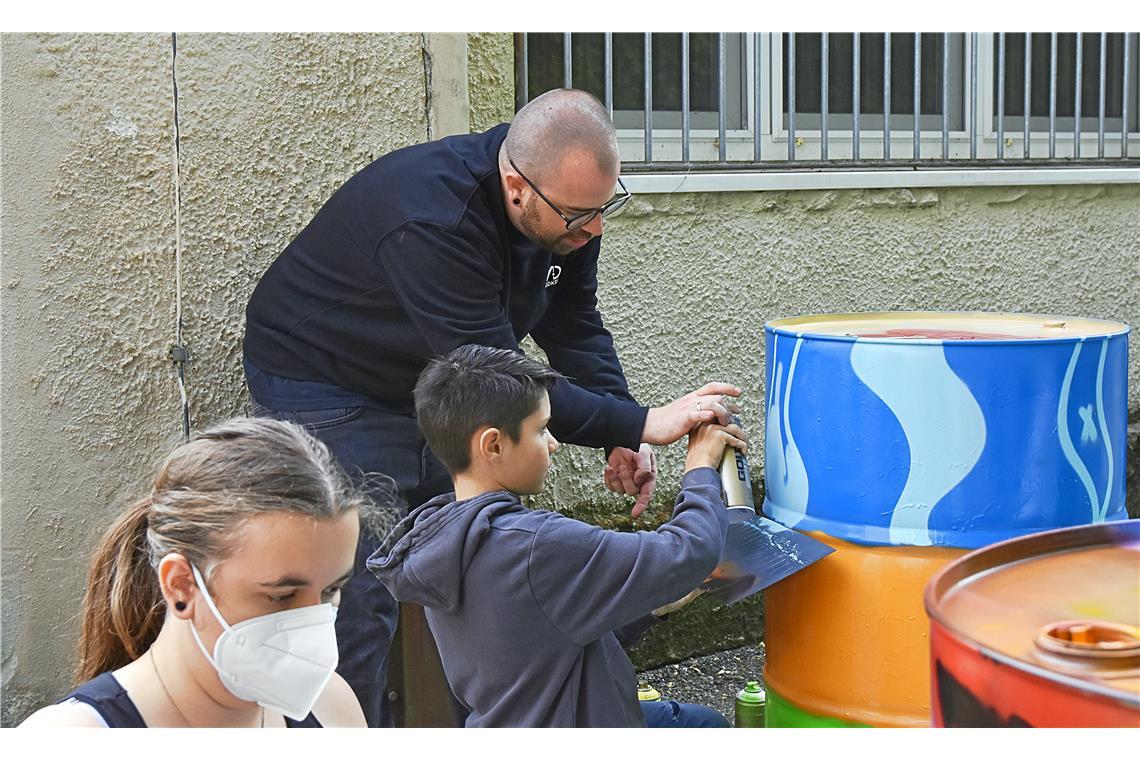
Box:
[245,359,451,728]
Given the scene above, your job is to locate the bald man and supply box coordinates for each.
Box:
[243,89,739,727]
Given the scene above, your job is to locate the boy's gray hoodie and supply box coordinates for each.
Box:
[366,467,728,727]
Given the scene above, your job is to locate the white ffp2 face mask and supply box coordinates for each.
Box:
[189,564,339,721]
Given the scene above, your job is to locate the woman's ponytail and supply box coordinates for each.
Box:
[75,496,164,683]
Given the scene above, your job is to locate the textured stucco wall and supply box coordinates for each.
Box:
[1,32,428,725]
[466,33,514,133]
[172,33,427,436]
[2,32,180,726]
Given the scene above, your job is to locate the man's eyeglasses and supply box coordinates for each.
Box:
[509,158,631,231]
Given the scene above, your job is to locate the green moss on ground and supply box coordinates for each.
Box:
[628,593,763,671]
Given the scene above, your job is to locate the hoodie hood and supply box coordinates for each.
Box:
[366,490,527,611]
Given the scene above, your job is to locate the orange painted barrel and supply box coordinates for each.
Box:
[925,520,1140,727]
[764,535,964,726]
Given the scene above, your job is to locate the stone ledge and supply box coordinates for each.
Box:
[628,593,763,671]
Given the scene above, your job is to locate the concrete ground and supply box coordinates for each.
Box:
[637,641,767,725]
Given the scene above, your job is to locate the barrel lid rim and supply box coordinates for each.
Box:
[925,519,1139,608]
[924,519,1140,705]
[764,311,1131,345]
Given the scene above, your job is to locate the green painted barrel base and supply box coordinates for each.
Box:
[765,686,870,728]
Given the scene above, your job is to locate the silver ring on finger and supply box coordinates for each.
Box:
[696,401,703,412]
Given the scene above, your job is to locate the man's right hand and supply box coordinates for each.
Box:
[684,420,748,473]
[641,382,742,446]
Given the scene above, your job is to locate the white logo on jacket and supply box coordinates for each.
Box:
[545,265,562,288]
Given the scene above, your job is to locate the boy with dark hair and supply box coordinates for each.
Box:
[367,345,747,727]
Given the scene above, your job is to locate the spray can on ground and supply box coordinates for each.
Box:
[735,680,766,727]
[637,680,661,702]
[719,414,754,511]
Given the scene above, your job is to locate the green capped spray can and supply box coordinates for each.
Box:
[734,680,766,727]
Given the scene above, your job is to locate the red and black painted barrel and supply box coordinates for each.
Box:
[925,519,1140,727]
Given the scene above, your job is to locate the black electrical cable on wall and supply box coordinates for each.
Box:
[169,32,190,440]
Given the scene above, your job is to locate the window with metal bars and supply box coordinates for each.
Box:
[516,32,1139,167]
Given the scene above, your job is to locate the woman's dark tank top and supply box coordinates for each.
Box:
[60,672,323,727]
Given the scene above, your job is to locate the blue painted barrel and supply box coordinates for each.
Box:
[763,311,1130,549]
[761,311,1130,727]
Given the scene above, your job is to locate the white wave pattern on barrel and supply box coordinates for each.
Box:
[1095,339,1114,521]
[1057,338,1114,523]
[849,340,987,547]
[765,333,810,527]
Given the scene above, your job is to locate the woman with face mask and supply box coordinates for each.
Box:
[20,417,383,728]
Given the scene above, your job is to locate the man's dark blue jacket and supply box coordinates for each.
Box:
[366,468,728,727]
[244,124,647,450]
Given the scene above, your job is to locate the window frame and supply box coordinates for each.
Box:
[518,32,1140,191]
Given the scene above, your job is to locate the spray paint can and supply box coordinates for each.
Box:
[734,680,766,727]
[719,414,754,511]
[637,680,661,702]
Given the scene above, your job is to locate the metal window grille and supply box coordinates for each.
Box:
[516,32,1139,170]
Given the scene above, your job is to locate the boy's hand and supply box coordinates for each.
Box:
[653,588,704,618]
[685,420,748,473]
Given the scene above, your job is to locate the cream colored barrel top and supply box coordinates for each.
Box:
[766,311,1130,342]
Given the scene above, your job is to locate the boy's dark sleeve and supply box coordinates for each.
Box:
[527,468,728,647]
[378,224,645,450]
